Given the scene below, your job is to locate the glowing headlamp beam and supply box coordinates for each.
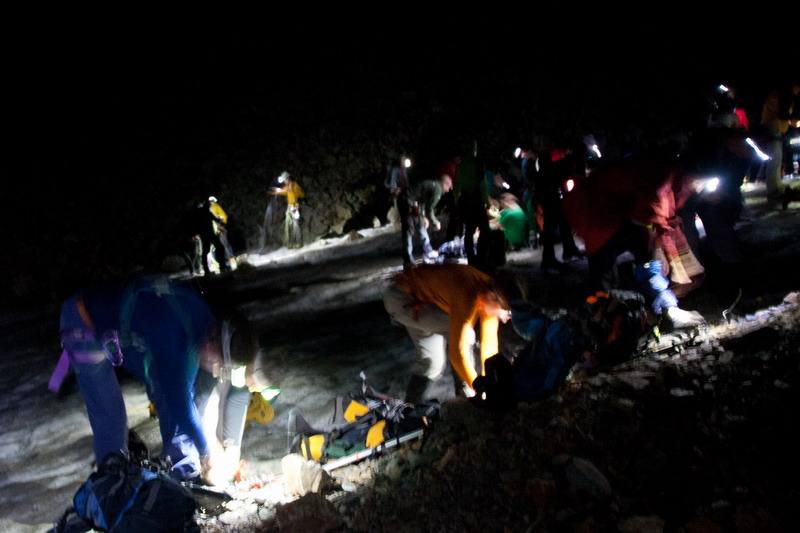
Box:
[745,137,771,161]
[703,177,720,193]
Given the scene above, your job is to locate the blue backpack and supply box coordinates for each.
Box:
[59,453,198,532]
[510,311,591,402]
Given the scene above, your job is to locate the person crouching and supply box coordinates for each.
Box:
[383,263,512,403]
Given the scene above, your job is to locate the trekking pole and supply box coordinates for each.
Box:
[321,428,425,472]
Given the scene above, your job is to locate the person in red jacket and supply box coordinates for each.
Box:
[563,145,705,329]
[383,263,512,402]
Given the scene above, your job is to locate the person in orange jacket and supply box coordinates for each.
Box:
[383,263,512,402]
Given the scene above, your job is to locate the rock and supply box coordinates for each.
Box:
[281,454,332,497]
[617,515,665,532]
[563,456,613,499]
[275,492,343,533]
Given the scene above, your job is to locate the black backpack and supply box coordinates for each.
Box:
[53,453,198,533]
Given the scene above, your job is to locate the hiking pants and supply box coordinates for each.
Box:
[194,369,250,447]
[383,285,450,380]
[60,282,212,479]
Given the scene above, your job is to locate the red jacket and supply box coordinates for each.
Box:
[563,150,693,256]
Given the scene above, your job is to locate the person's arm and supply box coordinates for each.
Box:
[448,318,479,387]
[478,313,500,376]
[446,295,481,387]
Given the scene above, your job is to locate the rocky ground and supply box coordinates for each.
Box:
[188,184,800,533]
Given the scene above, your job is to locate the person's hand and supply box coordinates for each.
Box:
[433,222,441,232]
[201,445,242,486]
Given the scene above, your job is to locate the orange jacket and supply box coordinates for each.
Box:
[393,264,499,387]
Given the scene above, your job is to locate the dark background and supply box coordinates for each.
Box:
[3,18,794,309]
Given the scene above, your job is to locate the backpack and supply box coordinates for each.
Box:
[289,373,440,466]
[479,291,647,406]
[55,453,198,533]
[508,310,591,402]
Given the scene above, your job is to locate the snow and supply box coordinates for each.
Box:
[1,184,798,531]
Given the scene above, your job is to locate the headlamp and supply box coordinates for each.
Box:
[514,147,522,158]
[403,157,412,168]
[230,366,247,388]
[697,177,720,194]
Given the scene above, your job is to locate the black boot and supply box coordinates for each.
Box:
[405,374,433,404]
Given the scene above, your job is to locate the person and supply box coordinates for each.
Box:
[193,317,279,486]
[516,144,541,247]
[453,140,491,271]
[533,137,584,274]
[194,195,233,276]
[382,263,512,403]
[563,145,706,329]
[403,174,453,266]
[268,172,306,249]
[385,156,415,265]
[759,83,800,206]
[679,113,758,269]
[55,276,262,483]
[490,192,528,250]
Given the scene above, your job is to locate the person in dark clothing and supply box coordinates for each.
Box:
[386,157,416,267]
[534,139,584,274]
[453,140,491,271]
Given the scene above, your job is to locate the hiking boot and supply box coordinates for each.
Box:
[665,307,705,329]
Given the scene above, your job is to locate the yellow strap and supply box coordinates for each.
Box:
[301,434,325,461]
[343,400,370,423]
[365,420,386,448]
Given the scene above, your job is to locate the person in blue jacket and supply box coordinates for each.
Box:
[56,276,260,482]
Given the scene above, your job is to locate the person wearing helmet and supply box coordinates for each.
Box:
[193,195,233,275]
[268,172,306,249]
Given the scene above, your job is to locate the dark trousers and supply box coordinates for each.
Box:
[457,193,490,270]
[539,195,580,265]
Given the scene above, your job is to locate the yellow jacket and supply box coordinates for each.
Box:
[394,264,499,387]
[273,181,306,207]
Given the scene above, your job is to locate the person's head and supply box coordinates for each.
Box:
[247,348,286,392]
[440,174,453,193]
[499,192,518,209]
[479,288,511,323]
[478,271,525,324]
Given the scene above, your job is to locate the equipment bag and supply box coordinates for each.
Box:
[69,453,198,533]
[289,373,440,463]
